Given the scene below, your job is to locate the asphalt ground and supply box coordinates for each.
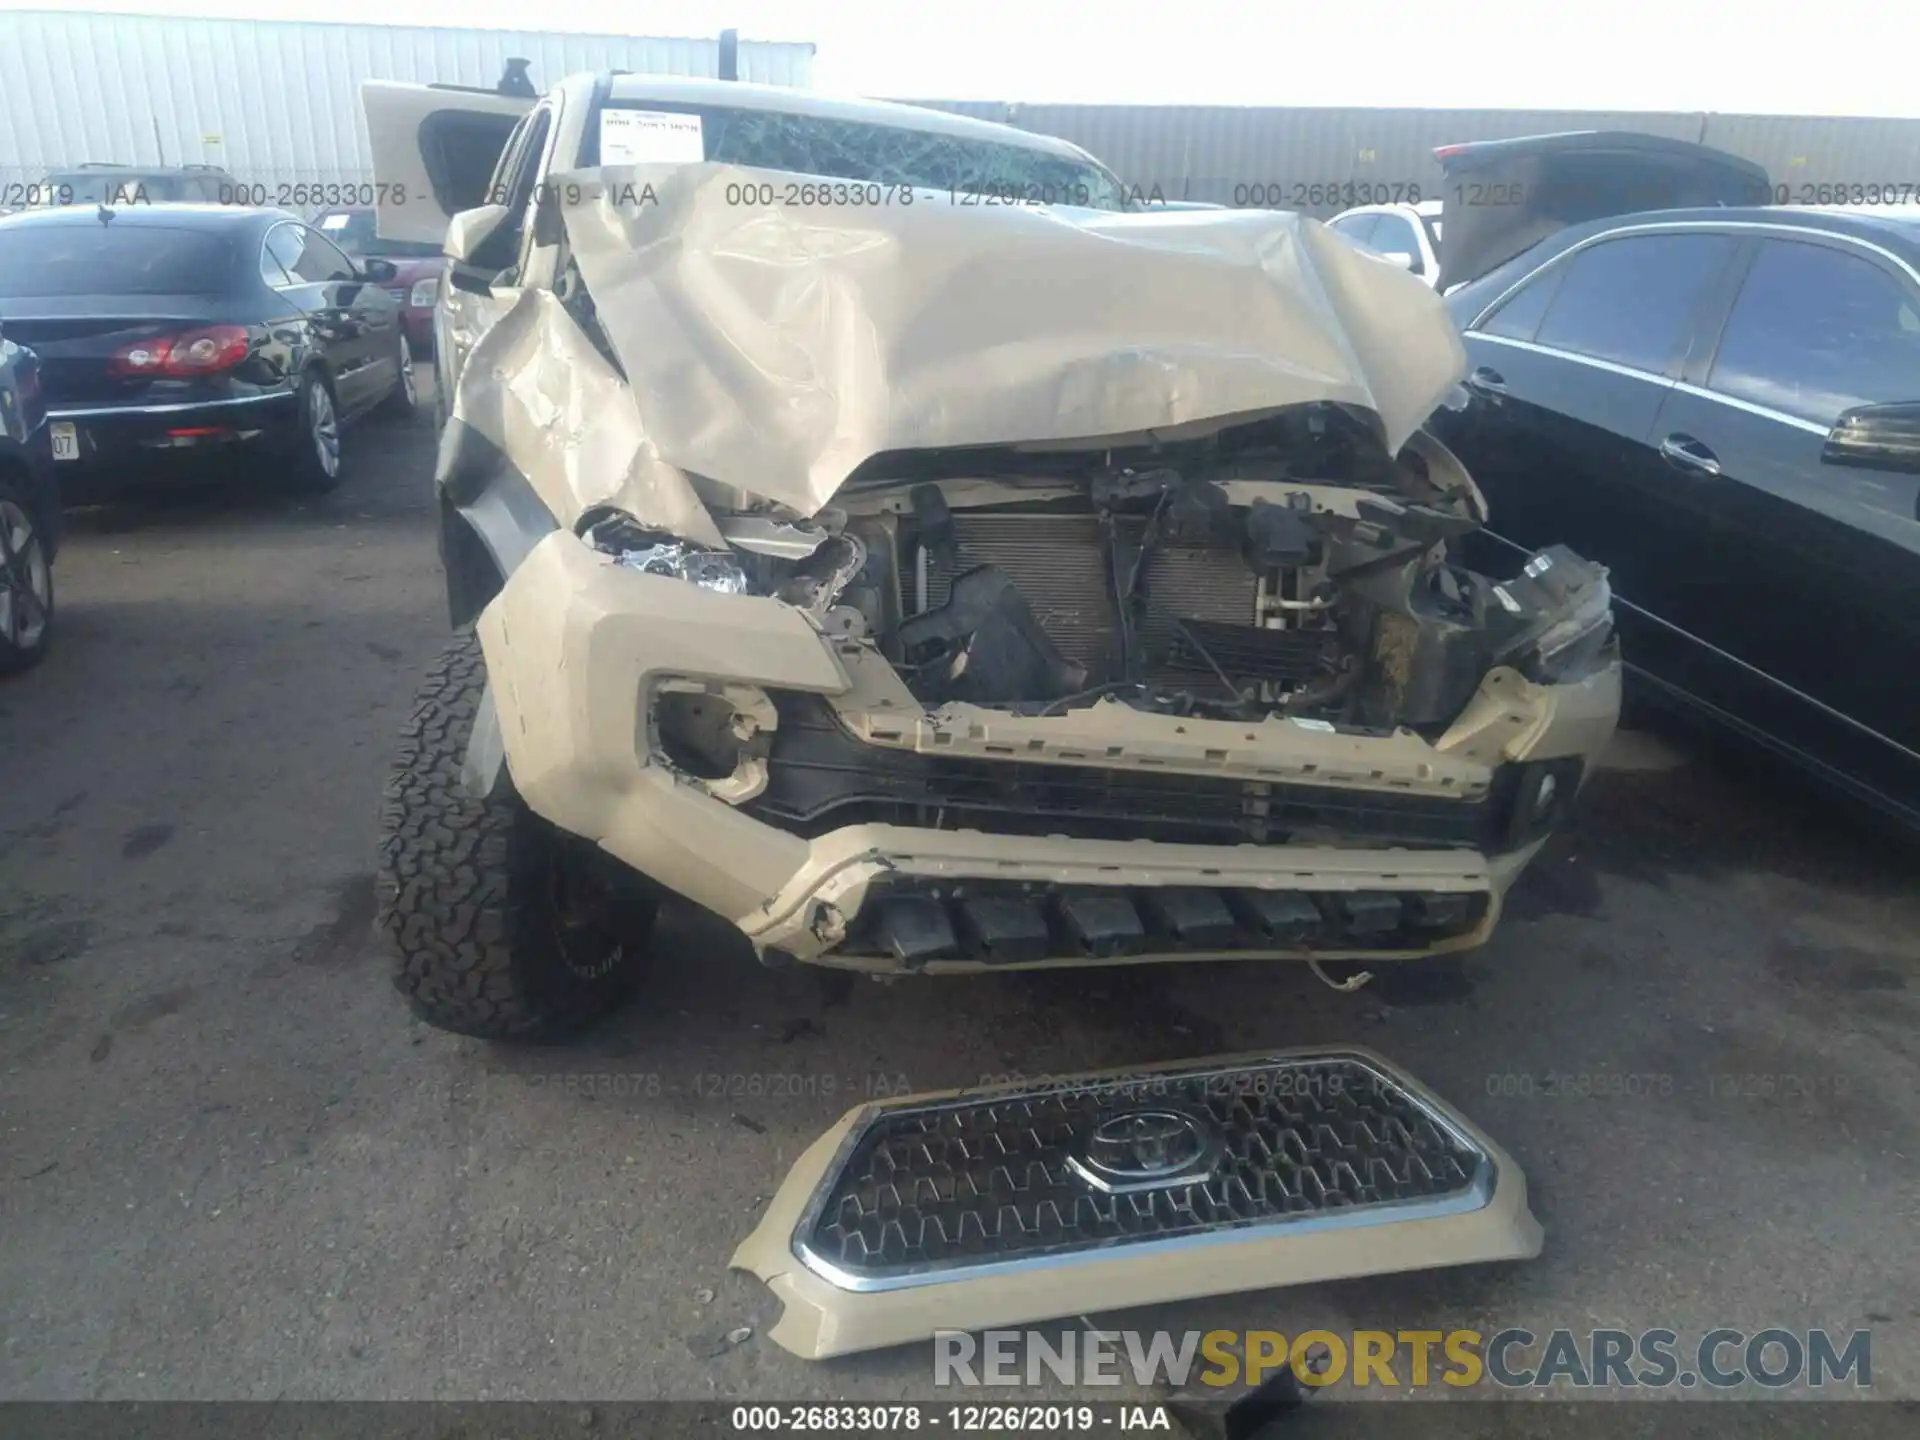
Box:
[1,370,1915,1423]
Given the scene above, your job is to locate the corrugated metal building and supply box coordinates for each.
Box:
[900,101,1920,215]
[0,12,814,191]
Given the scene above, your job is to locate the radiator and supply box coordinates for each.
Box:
[922,513,1260,679]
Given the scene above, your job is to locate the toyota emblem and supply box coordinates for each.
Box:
[1067,1108,1223,1194]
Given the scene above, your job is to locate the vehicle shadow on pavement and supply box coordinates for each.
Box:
[58,410,438,536]
[1511,716,1919,923]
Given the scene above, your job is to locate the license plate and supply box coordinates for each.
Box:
[50,421,78,462]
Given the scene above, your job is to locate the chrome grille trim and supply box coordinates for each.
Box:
[791,1050,1496,1293]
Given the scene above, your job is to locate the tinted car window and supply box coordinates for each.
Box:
[1481,265,1564,340]
[259,239,293,287]
[0,225,234,295]
[1532,233,1738,373]
[1369,213,1423,270]
[263,224,306,284]
[1708,239,1920,424]
[286,226,358,283]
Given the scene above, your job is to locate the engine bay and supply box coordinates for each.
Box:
[584,405,1616,739]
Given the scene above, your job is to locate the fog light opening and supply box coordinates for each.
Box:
[648,679,777,804]
[654,690,742,780]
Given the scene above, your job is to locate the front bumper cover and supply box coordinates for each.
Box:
[477,529,1619,968]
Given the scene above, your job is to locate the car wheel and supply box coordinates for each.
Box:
[287,371,343,493]
[377,346,418,422]
[0,478,53,675]
[376,630,657,1040]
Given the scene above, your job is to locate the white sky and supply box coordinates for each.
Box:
[20,0,1920,115]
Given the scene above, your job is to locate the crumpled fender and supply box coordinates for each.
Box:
[436,286,724,552]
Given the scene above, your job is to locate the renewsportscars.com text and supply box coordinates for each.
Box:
[934,1326,1872,1391]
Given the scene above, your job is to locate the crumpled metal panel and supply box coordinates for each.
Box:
[557,162,1466,517]
[442,288,723,548]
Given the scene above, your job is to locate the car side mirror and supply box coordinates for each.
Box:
[1375,249,1421,274]
[1821,401,1920,475]
[443,203,516,292]
[360,257,399,283]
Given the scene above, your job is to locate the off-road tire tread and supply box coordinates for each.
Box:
[375,630,636,1040]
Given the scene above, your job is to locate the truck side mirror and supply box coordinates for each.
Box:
[443,203,515,293]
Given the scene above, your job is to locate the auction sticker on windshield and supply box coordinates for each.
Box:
[601,109,704,165]
[50,421,78,462]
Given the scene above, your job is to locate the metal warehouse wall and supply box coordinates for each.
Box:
[899,101,1920,213]
[0,12,814,190]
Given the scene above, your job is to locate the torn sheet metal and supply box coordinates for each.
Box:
[557,164,1467,517]
[732,1047,1541,1359]
[442,286,724,548]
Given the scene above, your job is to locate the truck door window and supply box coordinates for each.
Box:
[420,109,526,215]
[492,108,553,264]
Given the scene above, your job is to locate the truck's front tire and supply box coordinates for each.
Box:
[376,630,655,1040]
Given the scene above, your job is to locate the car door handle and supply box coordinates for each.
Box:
[1659,434,1721,476]
[1465,366,1508,397]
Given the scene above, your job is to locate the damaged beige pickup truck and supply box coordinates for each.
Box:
[362,74,1620,1041]
[360,72,1619,1361]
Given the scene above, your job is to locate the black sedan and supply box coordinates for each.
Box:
[1427,140,1920,827]
[0,324,57,673]
[0,203,416,499]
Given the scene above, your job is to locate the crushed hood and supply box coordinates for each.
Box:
[555,164,1467,516]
